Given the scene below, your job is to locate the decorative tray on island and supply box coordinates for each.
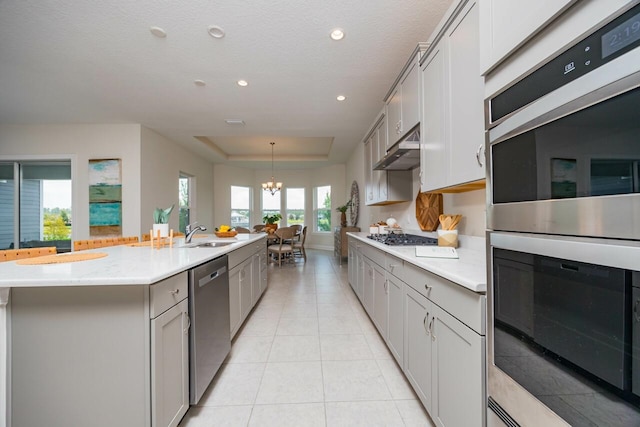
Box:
[215,231,238,238]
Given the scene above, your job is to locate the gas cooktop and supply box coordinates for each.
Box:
[367,233,437,246]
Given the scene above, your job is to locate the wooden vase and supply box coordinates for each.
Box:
[265,223,278,233]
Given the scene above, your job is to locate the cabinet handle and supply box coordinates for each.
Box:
[475,144,484,167]
[170,288,180,295]
[398,120,402,134]
[423,312,430,335]
[184,312,191,335]
[419,170,423,186]
[389,263,398,270]
[429,317,436,341]
[424,284,432,292]
[384,280,388,293]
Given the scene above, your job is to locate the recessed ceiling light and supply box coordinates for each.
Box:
[224,119,245,125]
[337,95,346,101]
[237,80,249,87]
[150,26,167,38]
[194,80,206,86]
[207,25,225,38]
[330,28,345,41]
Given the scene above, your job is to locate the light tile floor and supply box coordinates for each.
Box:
[179,249,435,427]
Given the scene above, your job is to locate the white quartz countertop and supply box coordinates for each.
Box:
[347,232,487,293]
[0,234,267,288]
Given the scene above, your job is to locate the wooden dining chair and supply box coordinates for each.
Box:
[289,224,302,241]
[0,247,57,262]
[267,226,295,266]
[235,227,251,234]
[253,224,266,232]
[292,226,308,261]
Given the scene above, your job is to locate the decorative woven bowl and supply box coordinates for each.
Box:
[215,231,238,238]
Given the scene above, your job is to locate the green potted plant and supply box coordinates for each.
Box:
[262,213,282,233]
[335,200,352,227]
[152,205,174,237]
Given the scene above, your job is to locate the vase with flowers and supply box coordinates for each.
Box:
[262,213,282,233]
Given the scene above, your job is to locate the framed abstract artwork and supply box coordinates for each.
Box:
[89,159,122,237]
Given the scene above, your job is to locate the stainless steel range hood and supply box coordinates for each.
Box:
[373,127,420,171]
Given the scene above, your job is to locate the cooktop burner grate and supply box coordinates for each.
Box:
[367,233,437,246]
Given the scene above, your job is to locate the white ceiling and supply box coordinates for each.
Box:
[0,0,453,170]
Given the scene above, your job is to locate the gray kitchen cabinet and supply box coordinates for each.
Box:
[363,110,413,206]
[372,261,388,338]
[348,239,357,291]
[229,238,268,338]
[479,0,575,74]
[404,284,434,413]
[11,273,190,427]
[362,256,375,317]
[385,45,426,147]
[350,235,486,427]
[386,272,404,368]
[151,298,189,427]
[420,0,485,192]
[431,304,484,427]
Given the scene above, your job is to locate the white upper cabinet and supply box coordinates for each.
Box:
[385,44,427,148]
[479,0,576,74]
[420,0,485,192]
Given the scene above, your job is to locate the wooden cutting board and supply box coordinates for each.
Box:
[416,192,443,231]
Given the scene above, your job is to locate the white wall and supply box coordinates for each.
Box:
[345,140,487,239]
[213,163,346,250]
[140,127,214,234]
[0,124,142,240]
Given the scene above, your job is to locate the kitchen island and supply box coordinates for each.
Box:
[0,233,267,427]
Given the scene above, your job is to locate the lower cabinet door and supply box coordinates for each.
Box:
[251,253,261,306]
[151,299,189,427]
[229,264,242,337]
[431,304,484,427]
[373,263,388,337]
[404,285,433,413]
[387,274,404,368]
[363,257,375,316]
[240,260,252,321]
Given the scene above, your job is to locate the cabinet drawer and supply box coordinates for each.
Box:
[228,242,256,269]
[360,244,385,268]
[403,262,486,335]
[150,271,188,318]
[385,254,404,279]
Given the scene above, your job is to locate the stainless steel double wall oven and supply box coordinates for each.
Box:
[487,3,640,426]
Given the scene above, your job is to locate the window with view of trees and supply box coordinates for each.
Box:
[0,160,72,252]
[179,173,192,233]
[231,186,251,228]
[261,189,281,224]
[286,188,304,226]
[315,185,331,232]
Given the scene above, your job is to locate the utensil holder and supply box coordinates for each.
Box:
[437,229,458,248]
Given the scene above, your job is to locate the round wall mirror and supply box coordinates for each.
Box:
[350,180,359,227]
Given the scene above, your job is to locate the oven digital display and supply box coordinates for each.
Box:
[602,11,640,58]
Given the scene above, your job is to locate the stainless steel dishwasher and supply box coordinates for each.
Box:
[188,254,230,404]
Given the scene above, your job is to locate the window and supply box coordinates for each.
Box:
[315,185,331,232]
[231,185,251,228]
[286,188,305,226]
[261,190,281,224]
[0,160,72,252]
[179,173,192,233]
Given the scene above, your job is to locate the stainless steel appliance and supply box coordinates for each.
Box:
[487,2,640,241]
[487,3,640,426]
[188,255,230,404]
[373,127,420,171]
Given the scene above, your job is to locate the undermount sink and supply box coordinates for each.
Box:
[183,241,235,248]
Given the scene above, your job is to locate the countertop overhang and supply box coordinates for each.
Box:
[0,234,267,288]
[347,232,486,293]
